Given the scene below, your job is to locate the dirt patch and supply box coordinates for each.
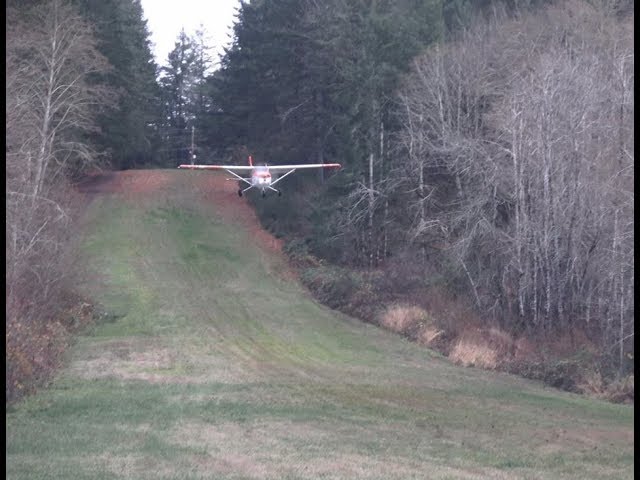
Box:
[91,452,176,479]
[68,335,261,385]
[70,354,235,385]
[194,173,284,254]
[533,424,634,455]
[171,420,512,479]
[77,169,171,198]
[78,169,287,259]
[192,171,299,283]
[75,171,118,195]
[68,341,184,384]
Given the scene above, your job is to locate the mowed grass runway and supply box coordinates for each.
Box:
[6,170,633,479]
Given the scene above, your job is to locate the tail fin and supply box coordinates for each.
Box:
[248,155,253,167]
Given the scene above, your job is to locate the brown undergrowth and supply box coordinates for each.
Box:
[375,299,634,404]
[6,294,95,404]
[292,258,633,404]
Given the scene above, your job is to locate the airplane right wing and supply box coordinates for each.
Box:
[267,163,341,172]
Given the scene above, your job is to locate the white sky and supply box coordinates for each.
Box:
[140,0,241,68]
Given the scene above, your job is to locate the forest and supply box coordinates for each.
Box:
[6,0,634,403]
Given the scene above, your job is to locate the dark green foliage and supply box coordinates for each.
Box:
[158,30,196,165]
[442,0,474,33]
[510,360,583,392]
[217,0,436,162]
[299,265,382,322]
[157,28,215,166]
[210,0,317,161]
[74,0,162,169]
[209,0,443,268]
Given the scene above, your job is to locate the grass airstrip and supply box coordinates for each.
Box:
[6,170,633,479]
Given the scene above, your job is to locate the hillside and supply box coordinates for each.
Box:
[6,170,633,480]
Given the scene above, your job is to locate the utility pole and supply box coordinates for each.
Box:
[190,125,195,164]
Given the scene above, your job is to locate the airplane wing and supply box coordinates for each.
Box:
[178,164,254,171]
[267,163,341,172]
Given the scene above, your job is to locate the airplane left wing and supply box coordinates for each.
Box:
[178,164,254,171]
[178,164,254,186]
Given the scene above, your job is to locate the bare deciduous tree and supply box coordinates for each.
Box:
[6,0,113,327]
[394,0,633,374]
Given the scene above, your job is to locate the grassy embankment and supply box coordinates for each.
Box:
[6,170,633,480]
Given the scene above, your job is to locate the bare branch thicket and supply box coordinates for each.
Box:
[394,16,508,296]
[6,0,114,326]
[394,0,633,370]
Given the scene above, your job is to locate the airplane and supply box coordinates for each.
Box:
[178,155,341,197]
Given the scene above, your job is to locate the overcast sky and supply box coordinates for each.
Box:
[140,0,241,68]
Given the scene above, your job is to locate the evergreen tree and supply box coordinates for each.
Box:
[210,0,441,263]
[159,30,195,164]
[157,28,214,165]
[189,27,216,162]
[74,0,162,169]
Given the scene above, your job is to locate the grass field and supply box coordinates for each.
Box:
[6,170,633,479]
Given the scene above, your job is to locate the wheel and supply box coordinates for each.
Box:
[261,191,266,198]
[277,190,282,197]
[238,189,243,197]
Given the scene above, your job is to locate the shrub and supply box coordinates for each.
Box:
[6,299,94,404]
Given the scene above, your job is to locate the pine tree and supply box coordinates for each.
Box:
[209,0,443,264]
[74,0,162,169]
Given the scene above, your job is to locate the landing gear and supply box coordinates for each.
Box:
[261,191,266,198]
[278,190,282,197]
[238,189,243,197]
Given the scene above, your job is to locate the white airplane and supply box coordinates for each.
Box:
[178,155,341,197]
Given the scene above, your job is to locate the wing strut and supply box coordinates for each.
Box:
[270,169,296,187]
[226,169,253,186]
